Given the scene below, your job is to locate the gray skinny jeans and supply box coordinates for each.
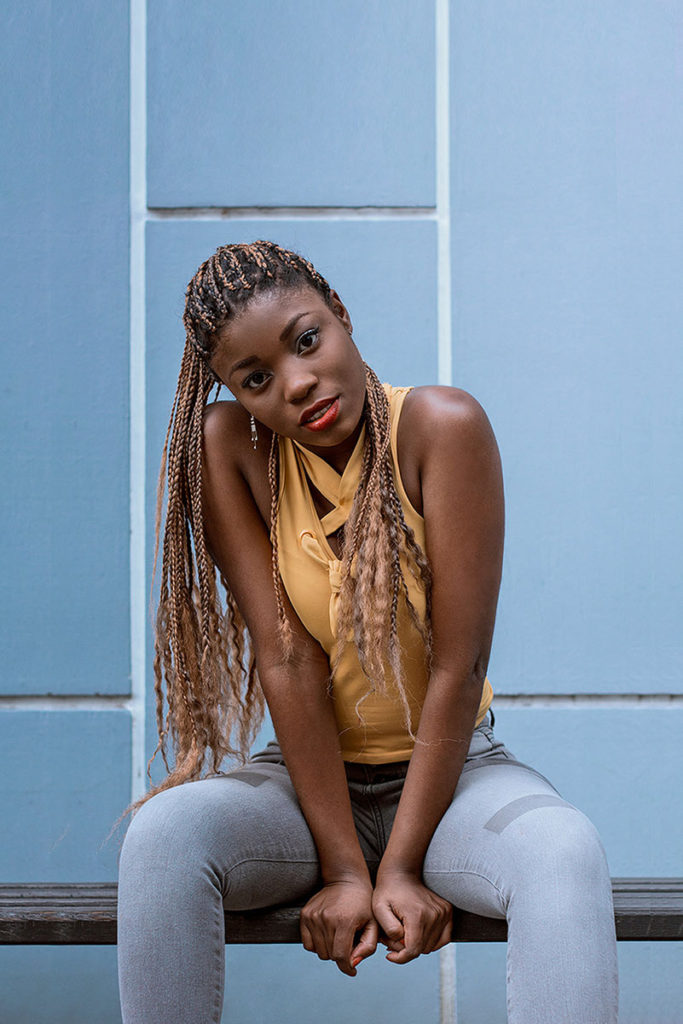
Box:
[118,720,618,1023]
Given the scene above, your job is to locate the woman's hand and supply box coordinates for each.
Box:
[300,878,378,976]
[372,869,452,964]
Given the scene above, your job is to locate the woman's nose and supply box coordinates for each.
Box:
[284,369,317,404]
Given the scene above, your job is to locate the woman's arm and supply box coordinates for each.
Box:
[201,402,378,975]
[372,387,505,963]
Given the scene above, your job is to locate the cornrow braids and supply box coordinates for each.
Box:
[144,240,431,808]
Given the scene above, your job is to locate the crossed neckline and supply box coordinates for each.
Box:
[292,425,366,558]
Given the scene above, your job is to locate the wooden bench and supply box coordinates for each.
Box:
[1,880,681,945]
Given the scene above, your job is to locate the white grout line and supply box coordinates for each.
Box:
[440,944,457,1024]
[436,0,452,391]
[147,206,436,221]
[493,694,683,708]
[0,695,134,711]
[3,692,679,711]
[129,0,148,803]
[436,2,456,1020]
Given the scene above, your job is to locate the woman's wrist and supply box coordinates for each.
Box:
[319,856,372,888]
[375,858,423,884]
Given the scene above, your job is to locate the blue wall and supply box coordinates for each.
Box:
[1,2,681,1021]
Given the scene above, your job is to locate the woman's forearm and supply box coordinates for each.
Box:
[257,654,370,884]
[377,667,485,878]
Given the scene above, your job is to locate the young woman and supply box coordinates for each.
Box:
[118,241,618,1023]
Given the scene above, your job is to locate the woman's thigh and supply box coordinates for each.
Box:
[423,726,607,919]
[119,757,321,911]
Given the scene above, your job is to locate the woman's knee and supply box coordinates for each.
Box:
[510,805,611,896]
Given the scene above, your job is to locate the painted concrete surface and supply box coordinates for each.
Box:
[0,0,131,696]
[1,947,121,1024]
[0,710,131,880]
[450,1,683,697]
[0,710,130,1023]
[147,0,435,207]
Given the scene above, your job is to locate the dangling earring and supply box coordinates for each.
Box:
[250,414,258,450]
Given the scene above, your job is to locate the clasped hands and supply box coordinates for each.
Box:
[299,870,452,977]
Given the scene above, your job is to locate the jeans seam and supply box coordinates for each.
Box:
[425,868,507,908]
[222,856,319,895]
[211,872,224,1024]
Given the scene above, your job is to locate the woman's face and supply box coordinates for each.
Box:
[210,285,367,459]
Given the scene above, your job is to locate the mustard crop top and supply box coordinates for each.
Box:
[275,384,494,762]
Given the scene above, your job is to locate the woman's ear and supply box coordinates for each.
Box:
[329,289,353,336]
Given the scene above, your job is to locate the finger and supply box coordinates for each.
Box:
[431,914,453,953]
[423,903,452,954]
[377,930,404,952]
[301,914,331,961]
[331,924,357,977]
[372,901,405,947]
[351,918,379,967]
[422,917,447,954]
[300,919,315,954]
[386,913,423,964]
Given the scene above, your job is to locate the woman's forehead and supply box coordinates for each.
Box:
[218,286,327,343]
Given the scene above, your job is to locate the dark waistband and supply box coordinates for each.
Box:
[343,759,411,784]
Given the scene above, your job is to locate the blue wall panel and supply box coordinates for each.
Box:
[1,948,121,1024]
[0,710,130,1022]
[450,1,683,695]
[0,0,131,695]
[0,710,131,880]
[147,0,435,207]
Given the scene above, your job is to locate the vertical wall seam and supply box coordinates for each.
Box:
[436,2,456,1020]
[129,0,147,802]
[440,940,457,1024]
[436,0,452,390]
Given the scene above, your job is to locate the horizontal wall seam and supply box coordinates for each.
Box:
[1,694,681,712]
[494,694,683,706]
[0,696,133,711]
[147,206,437,221]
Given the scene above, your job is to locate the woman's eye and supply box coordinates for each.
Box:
[296,328,319,354]
[243,370,269,390]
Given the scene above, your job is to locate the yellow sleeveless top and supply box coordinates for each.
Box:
[275,384,494,762]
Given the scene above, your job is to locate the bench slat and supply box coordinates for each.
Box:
[1,880,681,945]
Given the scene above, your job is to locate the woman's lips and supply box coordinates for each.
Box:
[300,396,340,432]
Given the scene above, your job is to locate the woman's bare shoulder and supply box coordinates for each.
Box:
[202,400,273,517]
[402,385,491,435]
[203,399,266,451]
[397,387,497,511]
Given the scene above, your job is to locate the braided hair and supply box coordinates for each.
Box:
[148,241,431,800]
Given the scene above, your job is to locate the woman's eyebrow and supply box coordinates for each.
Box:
[229,355,259,378]
[279,311,313,342]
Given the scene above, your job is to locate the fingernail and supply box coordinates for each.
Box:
[351,956,362,968]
